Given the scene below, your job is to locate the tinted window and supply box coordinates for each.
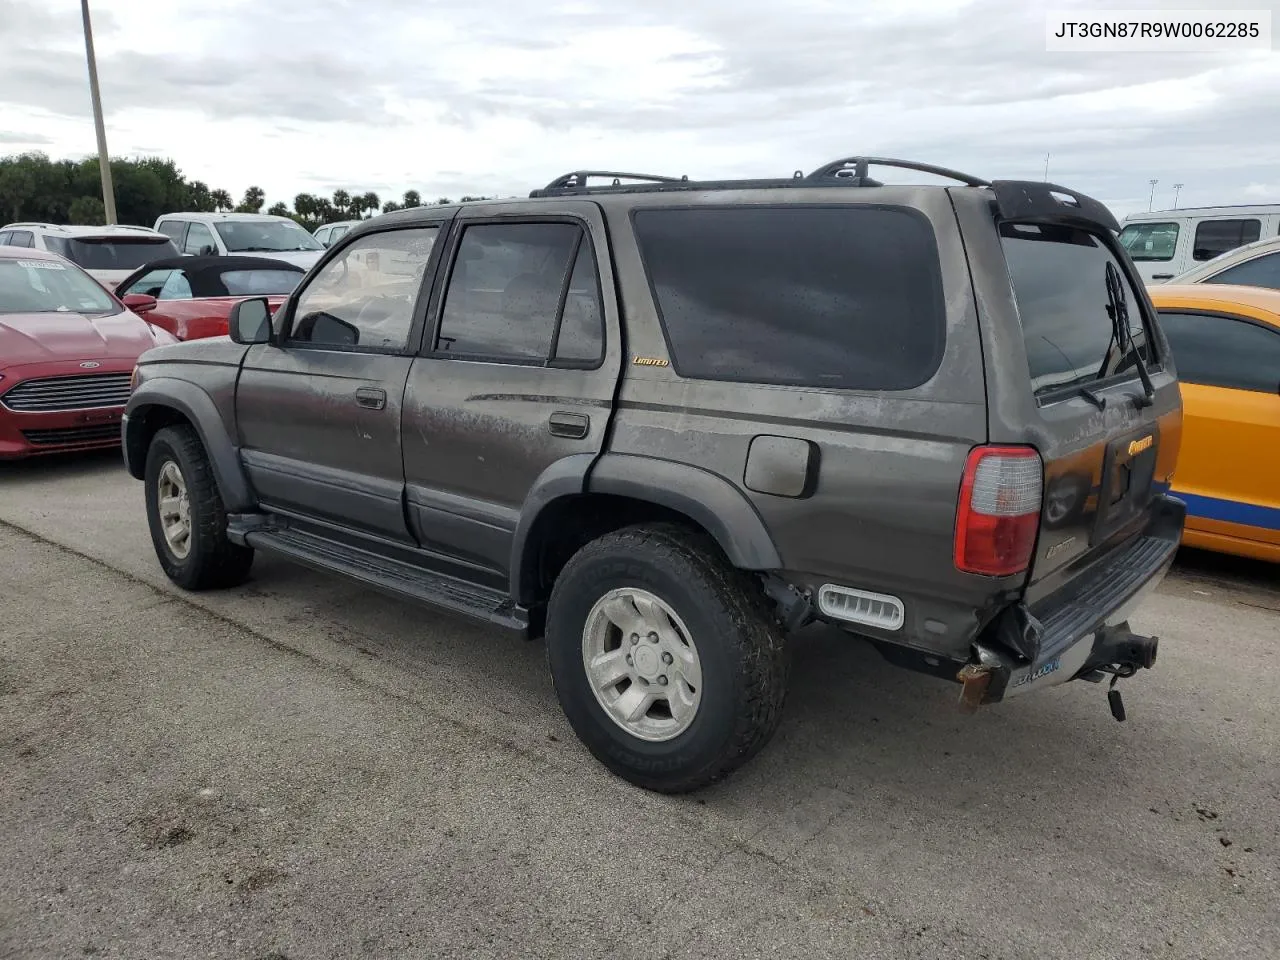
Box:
[49,236,178,269]
[633,206,945,390]
[289,227,437,351]
[0,257,117,314]
[1193,219,1261,262]
[1206,251,1280,291]
[220,269,302,296]
[436,222,585,362]
[554,242,605,363]
[1118,221,1179,261]
[156,220,186,243]
[0,232,10,245]
[1158,311,1280,393]
[184,222,216,255]
[1001,223,1150,396]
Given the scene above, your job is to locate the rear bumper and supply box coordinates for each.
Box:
[961,494,1185,706]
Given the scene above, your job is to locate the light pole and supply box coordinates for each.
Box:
[1043,152,1050,181]
[1147,179,1159,212]
[81,0,117,224]
[1172,183,1184,210]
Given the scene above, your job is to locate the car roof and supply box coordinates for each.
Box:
[115,255,306,297]
[156,212,295,223]
[1121,204,1280,221]
[1148,283,1280,327]
[2,222,167,238]
[0,244,64,262]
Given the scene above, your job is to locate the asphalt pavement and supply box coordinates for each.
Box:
[1,451,1277,960]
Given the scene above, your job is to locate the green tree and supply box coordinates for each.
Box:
[210,188,233,212]
[361,192,379,217]
[402,189,420,208]
[332,189,350,217]
[266,201,290,217]
[236,185,265,213]
[382,200,402,213]
[187,180,214,212]
[68,195,105,225]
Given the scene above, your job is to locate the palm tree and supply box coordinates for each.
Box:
[347,195,365,220]
[210,189,233,212]
[361,192,380,217]
[238,185,265,213]
[266,201,290,217]
[402,190,421,208]
[332,189,350,217]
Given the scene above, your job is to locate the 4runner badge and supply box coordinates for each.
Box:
[1128,435,1153,456]
[1011,657,1061,688]
[632,356,669,367]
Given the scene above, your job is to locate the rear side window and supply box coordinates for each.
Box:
[1193,219,1261,262]
[633,206,945,390]
[1000,223,1150,397]
[1206,251,1280,290]
[220,269,302,296]
[1158,311,1280,393]
[1118,221,1178,261]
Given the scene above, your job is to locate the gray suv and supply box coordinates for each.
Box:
[123,157,1186,792]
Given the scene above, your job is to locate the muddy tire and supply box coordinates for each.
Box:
[545,523,788,793]
[144,424,253,591]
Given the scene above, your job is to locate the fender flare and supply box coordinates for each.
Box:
[509,452,783,604]
[123,378,256,512]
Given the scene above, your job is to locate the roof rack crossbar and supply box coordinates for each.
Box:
[807,156,990,188]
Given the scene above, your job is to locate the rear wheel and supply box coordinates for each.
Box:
[144,424,253,590]
[545,524,788,793]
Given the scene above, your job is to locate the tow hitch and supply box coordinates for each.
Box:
[1074,623,1159,722]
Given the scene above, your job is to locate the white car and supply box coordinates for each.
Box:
[1167,234,1280,290]
[0,222,179,288]
[1118,204,1280,284]
[153,212,324,270]
[313,220,361,248]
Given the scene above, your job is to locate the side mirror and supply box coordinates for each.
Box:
[122,293,158,314]
[199,244,216,256]
[228,297,272,344]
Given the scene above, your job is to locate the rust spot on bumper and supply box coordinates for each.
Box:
[957,664,992,713]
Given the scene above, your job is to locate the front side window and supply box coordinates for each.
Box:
[215,219,322,253]
[0,258,118,314]
[1118,221,1179,261]
[436,222,604,364]
[1001,223,1151,397]
[1206,251,1280,291]
[1158,310,1280,393]
[289,227,438,351]
[156,220,186,243]
[121,268,174,298]
[1193,219,1261,262]
[158,270,194,300]
[184,222,216,255]
[633,206,946,390]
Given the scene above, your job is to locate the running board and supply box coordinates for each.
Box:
[236,524,528,635]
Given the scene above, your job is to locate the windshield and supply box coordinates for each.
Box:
[214,220,323,253]
[1117,222,1178,262]
[43,236,179,271]
[1001,223,1150,396]
[0,258,119,315]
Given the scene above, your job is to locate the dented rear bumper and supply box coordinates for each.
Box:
[959,494,1185,707]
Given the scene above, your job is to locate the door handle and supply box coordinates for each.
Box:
[355,386,387,410]
[548,411,589,439]
[1151,274,1174,280]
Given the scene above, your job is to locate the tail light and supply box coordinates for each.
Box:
[954,445,1043,576]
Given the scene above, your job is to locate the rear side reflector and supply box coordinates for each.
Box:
[954,445,1043,576]
[817,585,905,631]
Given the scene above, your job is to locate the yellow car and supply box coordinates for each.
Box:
[1147,284,1280,562]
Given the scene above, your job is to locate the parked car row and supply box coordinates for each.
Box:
[1119,203,1280,285]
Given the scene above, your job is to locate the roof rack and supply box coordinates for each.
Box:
[806,156,990,188]
[531,170,688,198]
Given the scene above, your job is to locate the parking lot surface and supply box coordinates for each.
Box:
[2,451,1278,960]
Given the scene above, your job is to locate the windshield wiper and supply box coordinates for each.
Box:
[1104,262,1155,407]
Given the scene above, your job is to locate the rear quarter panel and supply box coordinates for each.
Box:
[601,187,993,658]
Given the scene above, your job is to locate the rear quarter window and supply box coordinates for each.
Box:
[1158,310,1280,393]
[632,205,946,391]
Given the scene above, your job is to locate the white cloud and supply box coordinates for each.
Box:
[0,0,1277,219]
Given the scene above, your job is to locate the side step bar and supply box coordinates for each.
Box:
[231,522,529,636]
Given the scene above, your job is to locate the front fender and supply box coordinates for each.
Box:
[123,377,255,512]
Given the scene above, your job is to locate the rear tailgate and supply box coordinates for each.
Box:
[951,182,1183,607]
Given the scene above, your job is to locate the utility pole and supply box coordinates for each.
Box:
[1147,179,1159,212]
[1044,152,1050,181]
[81,0,117,224]
[1172,183,1184,209]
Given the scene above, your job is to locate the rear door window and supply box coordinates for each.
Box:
[1118,221,1179,261]
[7,230,34,248]
[1158,311,1280,393]
[632,206,945,390]
[156,220,186,244]
[1205,251,1280,290]
[1000,223,1150,397]
[1193,219,1261,262]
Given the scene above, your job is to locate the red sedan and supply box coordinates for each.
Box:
[0,245,177,459]
[113,255,304,340]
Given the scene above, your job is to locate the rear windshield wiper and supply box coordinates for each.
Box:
[1104,261,1155,407]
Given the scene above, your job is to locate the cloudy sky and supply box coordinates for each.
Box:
[1,0,1276,218]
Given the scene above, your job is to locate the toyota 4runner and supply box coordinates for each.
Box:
[123,157,1186,792]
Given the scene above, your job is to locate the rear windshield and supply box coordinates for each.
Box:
[0,258,118,315]
[220,268,303,296]
[633,206,946,391]
[44,236,179,270]
[1000,223,1151,396]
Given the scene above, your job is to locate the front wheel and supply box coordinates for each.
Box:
[545,524,788,793]
[144,424,254,590]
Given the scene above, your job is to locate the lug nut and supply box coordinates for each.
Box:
[661,652,673,665]
[630,634,639,645]
[626,655,633,665]
[658,675,668,686]
[648,632,659,643]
